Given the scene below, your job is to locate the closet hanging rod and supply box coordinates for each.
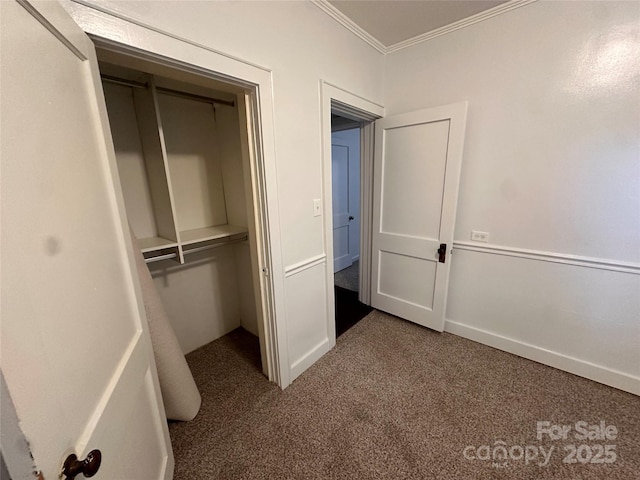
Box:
[156,86,235,108]
[100,74,235,107]
[144,252,177,264]
[183,235,248,256]
[142,235,247,264]
[101,75,146,89]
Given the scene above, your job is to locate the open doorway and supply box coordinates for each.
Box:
[321,82,383,350]
[331,114,373,336]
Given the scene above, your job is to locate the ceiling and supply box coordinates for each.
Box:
[327,0,509,48]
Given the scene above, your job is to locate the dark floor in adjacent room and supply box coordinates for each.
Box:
[334,285,372,337]
[169,312,640,480]
[334,260,371,336]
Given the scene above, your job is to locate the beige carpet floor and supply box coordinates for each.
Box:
[169,310,640,479]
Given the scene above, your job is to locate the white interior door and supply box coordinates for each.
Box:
[371,102,468,331]
[332,129,360,273]
[332,143,353,272]
[1,1,173,478]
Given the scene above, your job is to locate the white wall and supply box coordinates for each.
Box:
[384,1,640,393]
[150,247,241,354]
[68,0,638,391]
[67,0,384,380]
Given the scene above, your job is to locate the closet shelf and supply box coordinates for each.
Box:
[138,236,178,253]
[180,225,248,246]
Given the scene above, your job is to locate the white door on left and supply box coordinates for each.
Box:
[1,1,173,478]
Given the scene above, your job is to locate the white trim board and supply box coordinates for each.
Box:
[453,241,640,275]
[311,0,386,54]
[320,80,384,355]
[285,254,327,278]
[386,0,538,53]
[445,319,640,396]
[70,0,272,73]
[312,0,538,55]
[323,81,385,117]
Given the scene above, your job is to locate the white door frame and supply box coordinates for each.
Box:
[65,1,290,387]
[320,81,384,344]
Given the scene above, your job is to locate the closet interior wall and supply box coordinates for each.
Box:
[100,60,259,356]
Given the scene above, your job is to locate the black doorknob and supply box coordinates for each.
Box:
[348,216,354,221]
[62,450,102,479]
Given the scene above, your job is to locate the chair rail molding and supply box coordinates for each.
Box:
[285,254,327,278]
[453,241,640,275]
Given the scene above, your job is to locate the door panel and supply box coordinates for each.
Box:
[371,103,468,331]
[84,366,167,479]
[380,120,449,239]
[378,251,436,308]
[0,1,172,477]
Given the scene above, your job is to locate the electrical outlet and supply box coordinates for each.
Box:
[313,199,322,217]
[471,231,489,242]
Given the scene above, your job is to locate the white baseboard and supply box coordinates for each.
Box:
[445,319,640,396]
[289,338,333,382]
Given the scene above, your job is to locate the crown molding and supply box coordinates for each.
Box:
[311,0,386,54]
[313,0,538,55]
[386,0,538,53]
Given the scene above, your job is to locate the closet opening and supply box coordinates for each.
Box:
[94,45,275,386]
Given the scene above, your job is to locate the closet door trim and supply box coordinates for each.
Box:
[71,2,289,387]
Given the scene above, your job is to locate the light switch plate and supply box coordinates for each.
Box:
[471,231,489,242]
[313,199,322,217]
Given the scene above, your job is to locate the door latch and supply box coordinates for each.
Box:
[437,243,447,263]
